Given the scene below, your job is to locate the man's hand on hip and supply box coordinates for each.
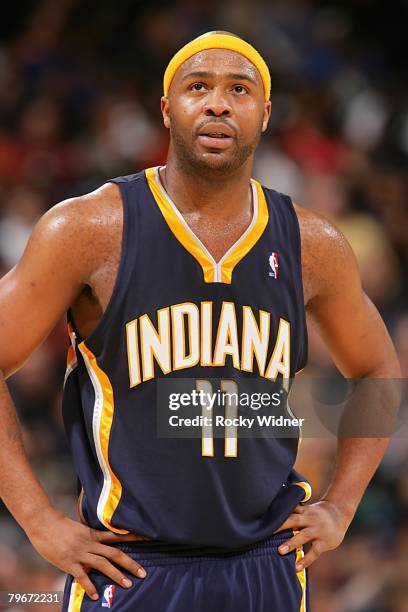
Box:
[27,508,148,601]
[275,501,351,571]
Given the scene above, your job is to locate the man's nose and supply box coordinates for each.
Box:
[203,88,232,117]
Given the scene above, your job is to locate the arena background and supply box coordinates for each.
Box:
[0,1,407,610]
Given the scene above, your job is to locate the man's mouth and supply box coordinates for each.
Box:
[202,132,230,138]
[197,134,233,150]
[197,126,234,150]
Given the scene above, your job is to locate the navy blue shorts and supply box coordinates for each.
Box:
[62,531,309,611]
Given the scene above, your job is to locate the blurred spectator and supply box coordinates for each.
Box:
[0,185,44,267]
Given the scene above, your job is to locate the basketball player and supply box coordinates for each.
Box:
[0,32,400,611]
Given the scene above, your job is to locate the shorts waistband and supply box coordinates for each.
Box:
[112,530,293,566]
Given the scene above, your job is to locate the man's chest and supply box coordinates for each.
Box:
[72,208,312,338]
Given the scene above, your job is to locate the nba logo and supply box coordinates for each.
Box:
[101,584,116,608]
[268,252,279,279]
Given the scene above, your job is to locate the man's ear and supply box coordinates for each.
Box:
[261,100,271,133]
[161,96,171,129]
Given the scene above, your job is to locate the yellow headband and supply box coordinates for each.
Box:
[163,32,271,101]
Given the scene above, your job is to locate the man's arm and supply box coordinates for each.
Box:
[0,185,147,600]
[277,208,401,570]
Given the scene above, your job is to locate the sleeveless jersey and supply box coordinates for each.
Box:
[62,166,311,551]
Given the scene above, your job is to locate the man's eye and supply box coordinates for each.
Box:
[191,83,205,91]
[233,85,247,94]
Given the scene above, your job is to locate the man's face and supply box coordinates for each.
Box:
[161,49,271,176]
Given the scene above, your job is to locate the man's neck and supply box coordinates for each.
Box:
[160,157,254,219]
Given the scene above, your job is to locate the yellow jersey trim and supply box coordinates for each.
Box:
[145,167,269,284]
[79,341,129,535]
[294,531,307,612]
[145,167,215,282]
[220,179,268,283]
[67,580,85,611]
[64,323,78,387]
[294,481,312,502]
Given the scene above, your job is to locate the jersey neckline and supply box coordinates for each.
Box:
[145,166,269,284]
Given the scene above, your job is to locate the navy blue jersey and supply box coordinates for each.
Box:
[62,166,310,551]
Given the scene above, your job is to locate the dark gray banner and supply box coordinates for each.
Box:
[156,376,404,439]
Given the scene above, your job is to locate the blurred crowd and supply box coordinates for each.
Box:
[0,0,407,610]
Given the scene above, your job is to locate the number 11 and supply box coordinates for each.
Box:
[196,379,239,457]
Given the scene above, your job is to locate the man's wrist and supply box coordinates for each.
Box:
[23,504,64,539]
[320,495,357,528]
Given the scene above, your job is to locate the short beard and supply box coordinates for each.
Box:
[169,117,263,180]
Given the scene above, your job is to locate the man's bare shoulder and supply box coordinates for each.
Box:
[34,182,123,283]
[45,182,122,240]
[293,203,359,307]
[0,183,124,375]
